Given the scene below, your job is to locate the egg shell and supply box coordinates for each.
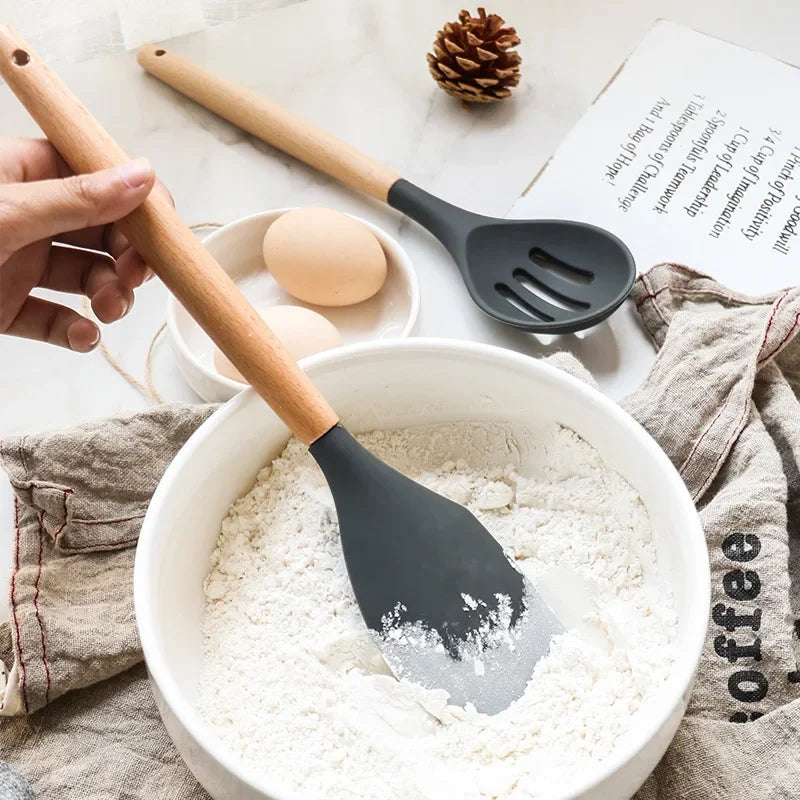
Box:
[213,305,342,384]
[262,207,387,306]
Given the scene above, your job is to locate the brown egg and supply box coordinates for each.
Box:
[263,208,387,306]
[213,305,342,383]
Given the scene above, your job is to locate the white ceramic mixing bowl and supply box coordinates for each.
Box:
[135,339,709,800]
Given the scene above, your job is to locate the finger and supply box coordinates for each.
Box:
[55,178,173,284]
[5,296,100,352]
[40,245,134,323]
[60,178,174,254]
[113,245,151,290]
[0,137,71,183]
[0,240,49,332]
[102,178,175,259]
[51,226,106,252]
[50,237,151,292]
[90,281,134,324]
[0,159,155,257]
[104,178,173,289]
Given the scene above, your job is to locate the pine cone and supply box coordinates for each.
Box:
[427,8,521,108]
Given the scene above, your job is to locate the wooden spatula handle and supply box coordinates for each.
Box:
[0,26,338,445]
[137,43,402,203]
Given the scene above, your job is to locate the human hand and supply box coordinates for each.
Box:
[0,137,168,352]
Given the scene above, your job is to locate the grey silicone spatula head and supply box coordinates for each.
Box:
[389,180,636,334]
[311,425,563,714]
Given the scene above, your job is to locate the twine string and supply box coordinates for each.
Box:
[82,222,223,405]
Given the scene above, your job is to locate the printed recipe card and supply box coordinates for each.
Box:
[512,20,800,294]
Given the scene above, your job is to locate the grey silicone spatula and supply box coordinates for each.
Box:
[136,44,636,334]
[0,26,561,713]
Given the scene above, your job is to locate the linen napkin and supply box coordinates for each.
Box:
[0,264,799,799]
[0,405,215,798]
[626,265,800,799]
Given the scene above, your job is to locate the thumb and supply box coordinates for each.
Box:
[0,159,155,255]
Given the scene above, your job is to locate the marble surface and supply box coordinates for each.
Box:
[2,0,800,620]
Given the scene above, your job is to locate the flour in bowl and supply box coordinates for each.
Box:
[199,422,678,799]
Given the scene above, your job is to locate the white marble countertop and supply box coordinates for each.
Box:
[2,0,800,619]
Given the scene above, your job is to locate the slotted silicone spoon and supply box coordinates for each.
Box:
[136,44,636,334]
[0,27,562,714]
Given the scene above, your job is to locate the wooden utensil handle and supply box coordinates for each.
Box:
[0,26,338,445]
[137,43,402,203]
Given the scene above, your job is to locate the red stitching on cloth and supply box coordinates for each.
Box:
[757,291,788,356]
[688,292,790,499]
[35,513,52,704]
[758,312,800,365]
[638,285,782,313]
[635,271,669,330]
[9,497,29,714]
[635,292,657,309]
[29,483,73,492]
[43,490,143,551]
[17,440,27,480]
[636,264,790,310]
[69,513,146,526]
[10,482,143,544]
[51,488,73,546]
[57,534,141,553]
[648,262,791,302]
[680,392,732,477]
[693,396,752,501]
[680,290,791,482]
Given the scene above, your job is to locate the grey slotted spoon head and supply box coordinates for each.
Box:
[389,181,637,334]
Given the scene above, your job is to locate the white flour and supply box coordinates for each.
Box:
[199,422,678,800]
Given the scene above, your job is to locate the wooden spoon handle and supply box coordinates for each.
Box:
[0,26,338,445]
[137,43,402,203]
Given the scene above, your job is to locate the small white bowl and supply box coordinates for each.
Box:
[168,209,420,401]
[136,339,710,800]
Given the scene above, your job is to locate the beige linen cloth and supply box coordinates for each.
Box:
[1,264,799,799]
